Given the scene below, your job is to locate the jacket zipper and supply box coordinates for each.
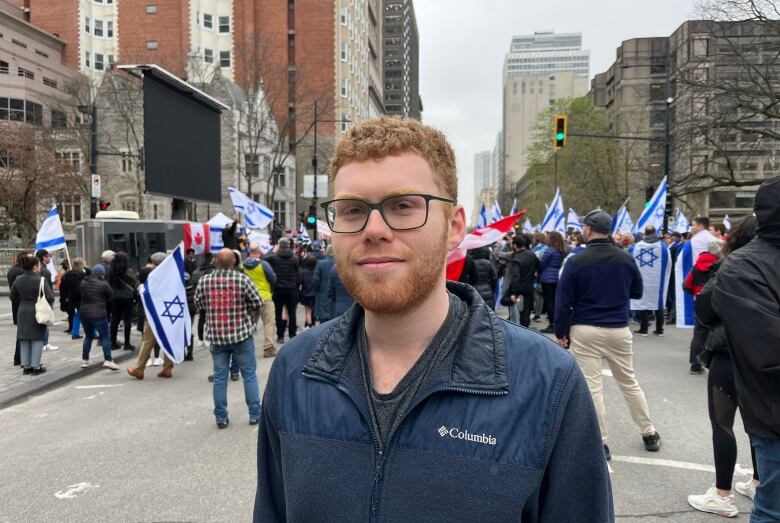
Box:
[303,369,507,522]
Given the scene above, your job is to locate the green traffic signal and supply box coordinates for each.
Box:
[307,216,316,225]
[556,132,565,141]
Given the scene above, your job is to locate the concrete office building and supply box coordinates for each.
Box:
[383,0,421,119]
[499,31,589,209]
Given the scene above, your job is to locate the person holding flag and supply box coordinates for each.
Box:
[631,226,672,337]
[196,248,263,428]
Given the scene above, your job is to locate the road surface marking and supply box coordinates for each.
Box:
[34,413,49,418]
[613,455,754,477]
[54,482,100,499]
[84,392,105,400]
[74,384,123,390]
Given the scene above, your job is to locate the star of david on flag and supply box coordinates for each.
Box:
[139,243,192,364]
[637,247,659,268]
[541,188,566,233]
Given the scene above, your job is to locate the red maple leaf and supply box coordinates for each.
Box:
[194,232,203,245]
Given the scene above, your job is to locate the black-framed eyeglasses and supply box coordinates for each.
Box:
[320,193,456,233]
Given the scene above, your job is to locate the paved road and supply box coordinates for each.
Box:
[0,318,757,521]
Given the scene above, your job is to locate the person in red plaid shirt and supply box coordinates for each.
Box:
[195,248,263,429]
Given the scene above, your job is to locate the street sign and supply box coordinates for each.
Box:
[302,175,329,198]
[91,175,101,198]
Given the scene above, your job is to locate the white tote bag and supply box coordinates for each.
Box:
[35,276,55,325]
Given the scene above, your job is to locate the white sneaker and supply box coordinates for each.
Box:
[102,360,119,371]
[80,359,91,368]
[688,485,738,518]
[145,358,153,367]
[47,344,59,351]
[152,357,163,367]
[735,480,756,500]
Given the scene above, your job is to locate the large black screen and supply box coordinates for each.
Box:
[143,75,221,203]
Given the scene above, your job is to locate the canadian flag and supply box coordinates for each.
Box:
[183,223,211,255]
[446,210,526,281]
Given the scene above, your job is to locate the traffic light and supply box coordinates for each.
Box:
[306,204,317,226]
[99,200,111,211]
[553,115,568,151]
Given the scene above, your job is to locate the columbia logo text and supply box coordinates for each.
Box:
[437,425,497,446]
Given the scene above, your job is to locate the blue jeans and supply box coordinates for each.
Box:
[751,435,780,523]
[210,337,261,422]
[19,339,44,368]
[81,316,112,362]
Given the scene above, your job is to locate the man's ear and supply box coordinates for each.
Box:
[447,206,467,251]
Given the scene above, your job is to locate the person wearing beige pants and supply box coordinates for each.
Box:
[570,324,656,443]
[258,301,276,357]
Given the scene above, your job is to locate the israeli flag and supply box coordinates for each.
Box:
[612,206,635,235]
[634,176,667,234]
[567,208,582,232]
[673,208,690,234]
[35,206,66,251]
[228,187,274,229]
[675,229,717,328]
[139,244,191,364]
[509,199,517,216]
[522,218,534,234]
[541,188,566,233]
[723,214,732,231]
[477,203,488,228]
[631,239,672,311]
[299,222,310,242]
[490,200,503,223]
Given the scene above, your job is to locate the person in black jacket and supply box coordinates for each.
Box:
[504,236,539,327]
[7,250,27,366]
[713,175,780,520]
[60,258,86,338]
[687,215,759,516]
[265,238,300,341]
[298,255,317,328]
[108,253,138,351]
[10,254,54,374]
[467,246,497,310]
[79,265,119,371]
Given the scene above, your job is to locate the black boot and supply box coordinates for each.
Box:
[184,347,193,361]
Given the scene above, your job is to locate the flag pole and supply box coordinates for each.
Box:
[64,244,72,271]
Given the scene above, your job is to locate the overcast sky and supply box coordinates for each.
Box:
[414,0,699,220]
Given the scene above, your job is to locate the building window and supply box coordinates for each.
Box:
[153,204,159,220]
[35,49,49,59]
[203,13,213,29]
[0,60,8,74]
[219,51,230,68]
[245,153,259,177]
[55,151,80,170]
[274,166,286,188]
[94,19,103,37]
[204,48,213,63]
[122,200,138,212]
[25,101,42,125]
[108,55,114,65]
[288,34,295,47]
[85,17,90,33]
[43,77,58,89]
[341,78,347,97]
[107,21,114,38]
[121,151,133,172]
[147,40,158,50]
[650,109,666,129]
[51,110,67,128]
[341,7,347,25]
[146,4,157,13]
[219,16,230,33]
[57,197,82,223]
[85,51,91,67]
[341,42,347,61]
[273,201,287,228]
[17,67,34,80]
[95,53,104,71]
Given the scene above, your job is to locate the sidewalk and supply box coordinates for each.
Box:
[0,314,140,408]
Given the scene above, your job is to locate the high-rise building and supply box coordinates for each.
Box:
[499,31,590,209]
[382,0,421,119]
[13,0,384,223]
[587,21,780,218]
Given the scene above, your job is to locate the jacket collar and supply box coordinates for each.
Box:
[303,282,509,393]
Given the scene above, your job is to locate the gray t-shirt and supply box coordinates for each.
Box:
[358,293,468,447]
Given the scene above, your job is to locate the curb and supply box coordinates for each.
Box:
[0,350,138,410]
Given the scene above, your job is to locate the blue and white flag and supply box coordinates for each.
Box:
[509,199,517,216]
[612,206,634,235]
[723,214,732,231]
[299,222,310,242]
[631,239,672,311]
[139,244,192,364]
[228,187,274,229]
[541,188,566,233]
[477,203,488,228]
[672,208,690,234]
[634,176,667,234]
[566,208,582,232]
[35,206,66,251]
[522,218,534,234]
[675,230,717,328]
[490,200,503,223]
